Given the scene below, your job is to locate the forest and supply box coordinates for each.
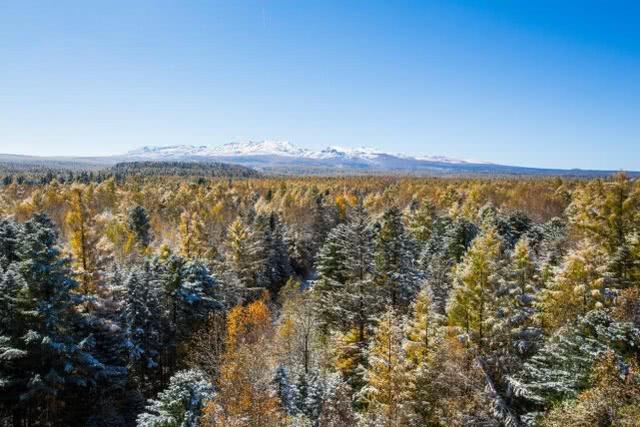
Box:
[0,170,639,426]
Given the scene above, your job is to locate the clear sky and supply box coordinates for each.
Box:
[0,1,638,169]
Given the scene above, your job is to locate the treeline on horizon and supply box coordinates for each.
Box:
[0,172,639,426]
[0,160,260,185]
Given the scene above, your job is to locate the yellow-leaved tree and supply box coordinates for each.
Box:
[202,297,285,426]
[361,308,411,426]
[65,184,100,294]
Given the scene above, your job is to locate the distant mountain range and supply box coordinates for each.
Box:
[0,140,637,177]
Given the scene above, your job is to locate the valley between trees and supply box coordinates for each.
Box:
[0,170,639,426]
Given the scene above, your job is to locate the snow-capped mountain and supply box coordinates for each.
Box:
[128,141,312,158]
[116,140,626,176]
[125,141,473,166]
[0,140,631,177]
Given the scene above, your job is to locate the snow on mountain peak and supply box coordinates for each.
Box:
[124,140,478,166]
[209,140,309,157]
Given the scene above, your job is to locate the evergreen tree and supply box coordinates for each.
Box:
[83,265,130,425]
[292,372,325,423]
[156,255,223,373]
[0,215,108,425]
[495,238,543,370]
[309,193,338,263]
[540,351,640,427]
[0,218,19,270]
[510,310,640,423]
[274,365,297,416]
[128,205,152,249]
[317,375,357,427]
[254,212,293,294]
[479,203,533,250]
[374,207,420,310]
[314,203,378,336]
[125,263,163,394]
[0,266,28,416]
[137,369,214,427]
[420,215,478,313]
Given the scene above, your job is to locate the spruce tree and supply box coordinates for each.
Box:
[0,218,19,270]
[314,203,378,336]
[125,263,163,394]
[137,369,214,427]
[0,215,108,425]
[128,205,152,249]
[374,207,420,310]
[509,309,640,421]
[494,238,542,371]
[317,374,357,427]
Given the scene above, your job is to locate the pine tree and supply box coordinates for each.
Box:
[128,205,152,250]
[495,238,543,369]
[479,203,532,250]
[254,212,293,294]
[274,365,297,416]
[82,265,129,425]
[156,255,223,373]
[309,193,338,263]
[0,215,108,425]
[292,372,325,423]
[540,351,640,427]
[314,202,379,336]
[0,266,28,412]
[509,309,640,418]
[0,218,20,270]
[419,215,478,314]
[137,369,214,427]
[125,263,163,394]
[317,374,357,427]
[374,207,420,310]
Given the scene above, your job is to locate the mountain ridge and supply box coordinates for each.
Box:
[0,141,636,177]
[124,140,478,165]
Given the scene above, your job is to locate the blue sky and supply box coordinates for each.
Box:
[0,1,638,169]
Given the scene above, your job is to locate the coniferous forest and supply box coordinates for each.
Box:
[0,171,639,426]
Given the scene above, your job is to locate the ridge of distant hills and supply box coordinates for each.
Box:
[0,140,636,177]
